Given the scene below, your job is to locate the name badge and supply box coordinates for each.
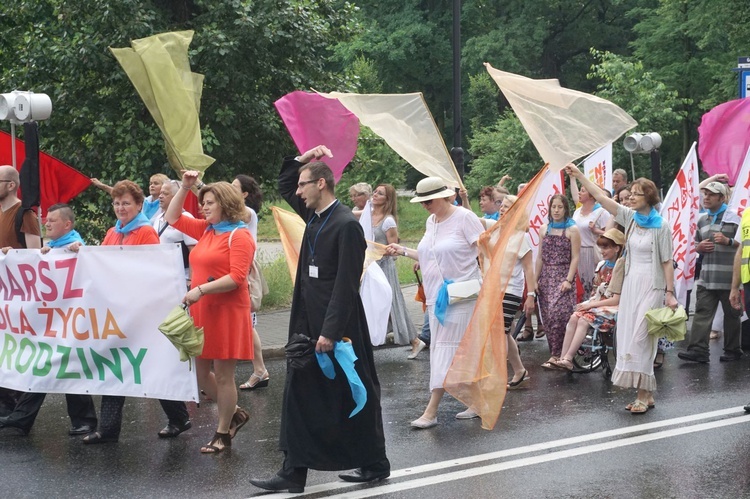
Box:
[309,265,319,278]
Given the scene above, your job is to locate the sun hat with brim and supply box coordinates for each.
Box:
[599,228,625,247]
[410,177,454,203]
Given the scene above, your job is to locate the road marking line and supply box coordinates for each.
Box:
[259,406,745,498]
[324,414,750,498]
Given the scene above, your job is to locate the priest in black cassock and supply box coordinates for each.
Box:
[250,145,390,494]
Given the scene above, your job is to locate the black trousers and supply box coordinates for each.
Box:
[99,395,189,438]
[277,453,390,486]
[1,392,97,433]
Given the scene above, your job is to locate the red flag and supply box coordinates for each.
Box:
[0,130,91,216]
[697,98,750,184]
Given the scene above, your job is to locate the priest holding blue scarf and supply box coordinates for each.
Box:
[565,165,676,416]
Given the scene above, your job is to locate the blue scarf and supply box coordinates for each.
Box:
[483,212,499,221]
[707,203,727,224]
[603,260,616,268]
[549,218,575,230]
[207,220,248,234]
[593,203,602,211]
[315,341,367,418]
[114,212,152,235]
[434,279,453,325]
[142,198,160,220]
[633,207,663,228]
[47,230,85,248]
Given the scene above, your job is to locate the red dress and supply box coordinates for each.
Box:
[172,215,255,360]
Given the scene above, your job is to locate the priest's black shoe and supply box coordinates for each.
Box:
[338,468,391,483]
[69,424,94,436]
[249,475,305,494]
[744,403,750,413]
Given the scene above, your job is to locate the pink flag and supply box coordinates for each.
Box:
[660,142,700,306]
[274,91,359,183]
[697,98,750,184]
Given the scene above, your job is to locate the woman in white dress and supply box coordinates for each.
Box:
[386,177,485,429]
[565,165,677,414]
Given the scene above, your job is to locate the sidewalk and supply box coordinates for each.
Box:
[256,283,426,358]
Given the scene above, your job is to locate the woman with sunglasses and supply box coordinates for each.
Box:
[565,164,676,415]
[386,177,485,428]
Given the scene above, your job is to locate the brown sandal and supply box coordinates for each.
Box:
[229,407,250,439]
[200,432,231,454]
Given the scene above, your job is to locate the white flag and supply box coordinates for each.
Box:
[583,143,613,193]
[659,142,700,306]
[525,166,565,263]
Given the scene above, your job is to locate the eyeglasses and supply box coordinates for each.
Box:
[112,201,134,208]
[629,192,645,197]
[420,199,433,206]
[297,179,319,188]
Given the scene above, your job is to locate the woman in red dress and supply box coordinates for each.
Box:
[166,171,255,453]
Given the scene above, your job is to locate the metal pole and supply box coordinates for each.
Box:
[10,121,16,168]
[451,0,464,180]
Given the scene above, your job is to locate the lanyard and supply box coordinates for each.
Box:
[307,200,339,265]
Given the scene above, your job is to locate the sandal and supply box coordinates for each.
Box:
[200,431,231,454]
[82,431,118,445]
[239,371,269,390]
[625,399,655,411]
[535,327,546,339]
[553,358,575,371]
[628,400,650,414]
[516,329,533,342]
[228,407,250,439]
[507,370,530,389]
[541,357,561,370]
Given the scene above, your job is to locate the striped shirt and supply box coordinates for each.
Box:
[695,210,739,290]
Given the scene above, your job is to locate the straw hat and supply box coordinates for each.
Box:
[410,177,454,203]
[600,228,625,246]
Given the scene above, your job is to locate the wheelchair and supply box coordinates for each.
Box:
[572,322,616,378]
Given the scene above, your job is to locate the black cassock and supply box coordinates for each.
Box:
[278,157,387,470]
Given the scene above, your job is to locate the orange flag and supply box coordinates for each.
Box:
[444,166,547,430]
[272,206,306,285]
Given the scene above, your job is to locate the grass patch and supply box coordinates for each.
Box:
[259,257,294,309]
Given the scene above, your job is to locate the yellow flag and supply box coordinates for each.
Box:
[272,206,306,285]
[110,31,215,176]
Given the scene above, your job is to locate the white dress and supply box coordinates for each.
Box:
[417,208,484,391]
[611,227,661,392]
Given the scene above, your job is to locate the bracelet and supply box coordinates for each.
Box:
[665,290,674,295]
[197,285,205,296]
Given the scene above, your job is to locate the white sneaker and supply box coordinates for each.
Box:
[455,409,479,420]
[408,340,427,360]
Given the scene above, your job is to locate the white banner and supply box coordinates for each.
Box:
[660,142,700,306]
[525,167,565,262]
[583,143,613,193]
[0,245,198,401]
[728,145,750,217]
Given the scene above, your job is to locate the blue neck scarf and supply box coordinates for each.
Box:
[549,218,575,230]
[707,203,727,224]
[115,212,152,235]
[593,203,602,211]
[142,198,160,220]
[483,212,499,221]
[603,260,616,268]
[47,230,85,248]
[434,279,454,325]
[207,220,248,234]
[633,207,663,228]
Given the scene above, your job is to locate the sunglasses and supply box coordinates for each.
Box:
[420,199,433,206]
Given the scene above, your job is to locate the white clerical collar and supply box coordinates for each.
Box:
[315,199,337,216]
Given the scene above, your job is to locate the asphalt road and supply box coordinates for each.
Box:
[3,331,750,499]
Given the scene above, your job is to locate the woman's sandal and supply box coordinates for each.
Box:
[82,431,118,445]
[507,370,530,389]
[625,400,655,411]
[553,358,575,371]
[541,357,561,370]
[517,327,534,342]
[228,407,250,439]
[239,371,270,390]
[200,432,231,454]
[653,352,664,370]
[628,400,650,414]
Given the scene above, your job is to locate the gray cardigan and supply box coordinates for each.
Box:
[615,205,673,290]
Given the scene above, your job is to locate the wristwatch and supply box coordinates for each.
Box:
[527,291,536,298]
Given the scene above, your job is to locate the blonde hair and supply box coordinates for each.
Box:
[199,182,247,223]
[349,182,372,197]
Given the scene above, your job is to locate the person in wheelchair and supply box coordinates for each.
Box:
[554,228,624,371]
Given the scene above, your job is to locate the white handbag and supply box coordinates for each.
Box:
[446,279,482,304]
